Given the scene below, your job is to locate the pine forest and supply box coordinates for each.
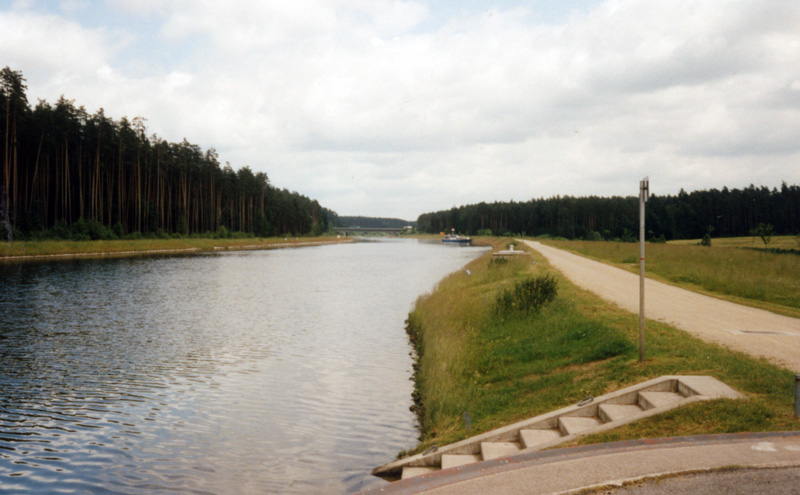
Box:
[0,67,336,241]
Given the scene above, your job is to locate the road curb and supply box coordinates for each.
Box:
[358,431,800,495]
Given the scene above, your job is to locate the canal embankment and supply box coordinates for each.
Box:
[402,239,798,461]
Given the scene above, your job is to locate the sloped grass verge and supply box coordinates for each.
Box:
[406,240,798,456]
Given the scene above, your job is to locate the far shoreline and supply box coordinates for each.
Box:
[0,236,355,263]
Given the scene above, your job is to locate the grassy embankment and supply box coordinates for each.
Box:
[405,238,798,457]
[540,236,800,318]
[0,236,350,260]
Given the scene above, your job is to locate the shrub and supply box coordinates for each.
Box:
[700,233,712,247]
[70,218,90,241]
[112,221,125,238]
[495,274,558,315]
[586,231,603,241]
[750,223,774,248]
[86,219,113,240]
[51,219,70,239]
[177,215,189,236]
[620,228,636,243]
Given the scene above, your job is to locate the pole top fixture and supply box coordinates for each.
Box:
[640,176,649,202]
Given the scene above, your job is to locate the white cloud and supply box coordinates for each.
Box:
[0,9,114,80]
[3,0,800,218]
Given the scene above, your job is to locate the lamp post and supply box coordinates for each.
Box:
[639,177,649,362]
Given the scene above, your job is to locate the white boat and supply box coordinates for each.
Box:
[442,234,472,245]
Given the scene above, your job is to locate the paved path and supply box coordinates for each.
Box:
[522,240,800,372]
[359,432,800,495]
[594,465,800,495]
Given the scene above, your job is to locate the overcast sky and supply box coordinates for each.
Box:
[2,0,800,220]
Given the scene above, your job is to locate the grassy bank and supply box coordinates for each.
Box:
[406,239,797,456]
[0,236,350,261]
[538,237,800,317]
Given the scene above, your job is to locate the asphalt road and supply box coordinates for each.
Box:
[588,466,800,495]
[359,433,800,495]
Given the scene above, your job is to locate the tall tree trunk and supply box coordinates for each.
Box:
[78,140,84,219]
[28,130,44,212]
[63,139,71,223]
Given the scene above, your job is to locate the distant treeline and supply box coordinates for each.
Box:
[0,67,337,241]
[417,183,800,241]
[335,216,416,229]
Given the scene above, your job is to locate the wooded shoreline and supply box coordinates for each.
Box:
[0,236,353,262]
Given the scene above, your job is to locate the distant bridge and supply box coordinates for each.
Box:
[332,227,405,233]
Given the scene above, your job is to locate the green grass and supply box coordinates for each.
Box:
[669,235,800,250]
[538,238,800,317]
[0,236,347,260]
[407,240,798,455]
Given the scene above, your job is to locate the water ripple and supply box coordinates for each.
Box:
[0,240,487,494]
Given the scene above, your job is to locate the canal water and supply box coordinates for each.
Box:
[0,239,487,494]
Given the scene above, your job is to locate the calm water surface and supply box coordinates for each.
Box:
[0,239,487,494]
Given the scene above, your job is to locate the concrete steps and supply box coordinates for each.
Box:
[481,441,523,460]
[440,454,481,470]
[372,375,743,481]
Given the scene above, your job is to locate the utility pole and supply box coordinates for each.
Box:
[639,177,649,362]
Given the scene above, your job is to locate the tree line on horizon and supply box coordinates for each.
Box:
[417,183,800,241]
[1,67,337,241]
[335,216,416,229]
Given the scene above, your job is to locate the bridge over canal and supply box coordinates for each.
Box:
[332,227,406,233]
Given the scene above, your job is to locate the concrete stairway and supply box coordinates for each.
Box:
[372,375,743,481]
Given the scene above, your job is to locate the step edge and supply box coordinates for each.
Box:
[372,376,734,477]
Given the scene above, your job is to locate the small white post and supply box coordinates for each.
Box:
[639,176,649,362]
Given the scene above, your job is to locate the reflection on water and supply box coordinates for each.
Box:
[0,239,486,494]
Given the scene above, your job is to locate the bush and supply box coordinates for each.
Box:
[650,234,667,244]
[700,233,712,247]
[86,219,113,240]
[112,221,125,238]
[477,229,493,236]
[750,223,774,248]
[495,274,558,315]
[70,218,90,241]
[619,228,636,243]
[51,219,70,239]
[177,215,189,236]
[215,225,229,239]
[586,231,603,241]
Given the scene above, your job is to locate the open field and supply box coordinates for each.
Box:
[405,239,797,457]
[0,236,352,261]
[537,238,800,317]
[669,235,800,249]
